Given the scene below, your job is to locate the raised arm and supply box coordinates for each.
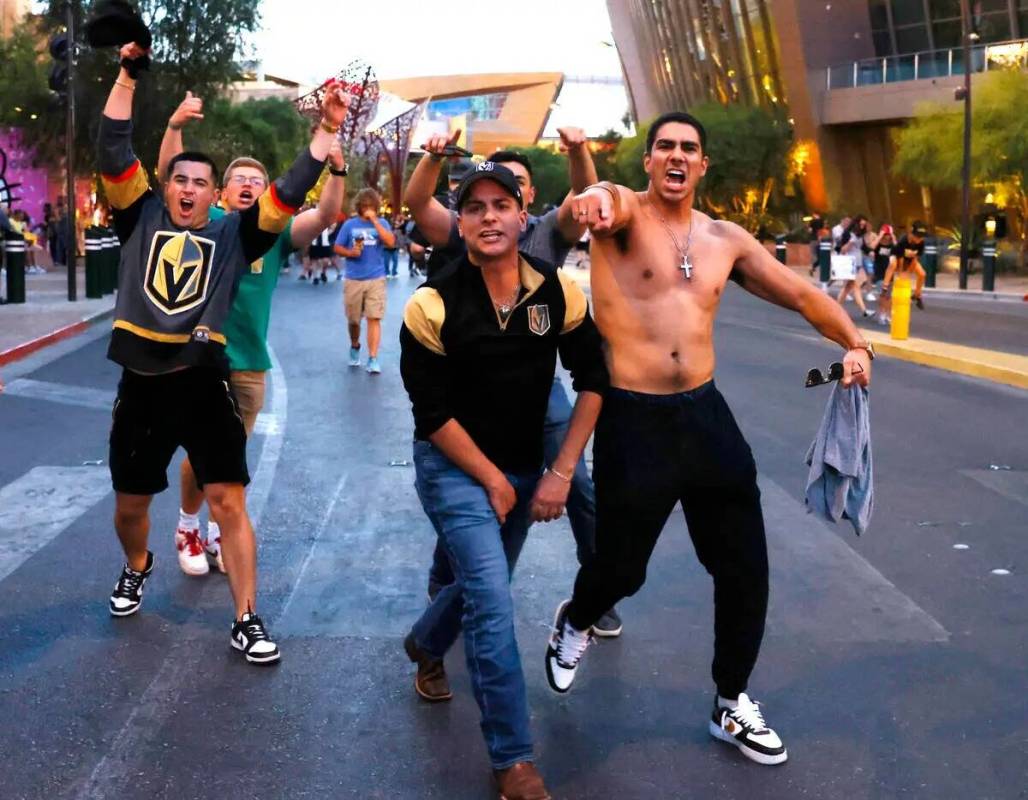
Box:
[730,225,871,387]
[157,91,204,182]
[403,130,461,247]
[291,138,347,249]
[555,127,599,244]
[238,83,351,264]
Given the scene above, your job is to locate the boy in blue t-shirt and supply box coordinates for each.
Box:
[334,188,395,374]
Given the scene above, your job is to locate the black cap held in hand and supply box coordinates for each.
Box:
[85,0,153,49]
[455,163,524,212]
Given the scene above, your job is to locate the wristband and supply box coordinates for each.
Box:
[115,80,136,91]
[319,120,340,135]
[546,467,572,484]
[329,165,348,177]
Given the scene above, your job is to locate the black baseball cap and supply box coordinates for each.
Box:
[455,162,524,211]
[85,0,153,48]
[447,158,476,184]
[911,219,928,236]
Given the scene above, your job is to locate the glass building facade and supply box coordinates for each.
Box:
[620,0,787,112]
[869,0,1027,56]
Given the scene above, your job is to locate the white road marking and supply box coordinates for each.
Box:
[2,378,113,411]
[0,467,110,583]
[73,346,287,800]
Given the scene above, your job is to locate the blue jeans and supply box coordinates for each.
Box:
[409,440,540,769]
[428,377,597,589]
[384,248,399,276]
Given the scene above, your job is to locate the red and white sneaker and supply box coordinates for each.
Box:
[175,526,209,576]
[205,521,226,574]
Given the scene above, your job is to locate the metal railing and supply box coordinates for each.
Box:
[826,38,1028,90]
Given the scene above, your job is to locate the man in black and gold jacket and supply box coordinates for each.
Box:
[102,43,350,666]
[399,162,607,800]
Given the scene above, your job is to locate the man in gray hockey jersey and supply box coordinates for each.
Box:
[100,42,351,665]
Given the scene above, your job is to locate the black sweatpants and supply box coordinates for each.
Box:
[567,382,769,699]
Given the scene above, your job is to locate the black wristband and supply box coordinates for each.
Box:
[329,165,348,177]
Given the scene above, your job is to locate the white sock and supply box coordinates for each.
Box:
[207,520,221,544]
[178,508,200,531]
[718,695,739,710]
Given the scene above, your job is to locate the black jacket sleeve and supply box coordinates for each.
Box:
[400,324,453,438]
[98,115,153,243]
[558,309,609,396]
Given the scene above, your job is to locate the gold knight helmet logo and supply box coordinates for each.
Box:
[143,230,216,314]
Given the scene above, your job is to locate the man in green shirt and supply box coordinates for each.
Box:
[157,92,348,575]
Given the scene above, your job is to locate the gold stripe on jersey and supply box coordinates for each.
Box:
[403,288,446,356]
[113,319,227,345]
[557,269,588,333]
[257,183,296,234]
[102,160,149,210]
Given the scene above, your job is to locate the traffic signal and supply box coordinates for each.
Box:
[48,32,70,95]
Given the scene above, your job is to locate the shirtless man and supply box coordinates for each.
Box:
[543,112,874,767]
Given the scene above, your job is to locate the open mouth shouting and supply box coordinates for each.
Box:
[178,196,196,218]
[479,229,505,245]
[237,188,256,207]
[664,168,687,190]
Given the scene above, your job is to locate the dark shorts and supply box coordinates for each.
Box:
[109,367,250,495]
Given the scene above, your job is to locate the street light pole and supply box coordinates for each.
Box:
[958,0,973,290]
[65,0,77,302]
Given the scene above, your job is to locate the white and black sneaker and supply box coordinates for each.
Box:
[109,551,155,617]
[231,610,280,665]
[545,599,592,693]
[709,692,788,765]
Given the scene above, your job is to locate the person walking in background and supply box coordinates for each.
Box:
[835,215,874,318]
[383,215,401,278]
[334,188,395,374]
[869,223,895,307]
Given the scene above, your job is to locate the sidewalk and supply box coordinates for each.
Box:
[0,264,114,366]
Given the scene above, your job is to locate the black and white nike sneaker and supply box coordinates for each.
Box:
[109,551,155,617]
[709,692,788,765]
[545,599,592,693]
[231,611,281,665]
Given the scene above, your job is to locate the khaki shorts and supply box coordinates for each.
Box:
[229,370,267,436]
[344,277,387,322]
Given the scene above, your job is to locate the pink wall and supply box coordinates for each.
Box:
[0,127,56,226]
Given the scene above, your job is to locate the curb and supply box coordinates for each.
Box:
[863,330,1028,391]
[0,306,114,368]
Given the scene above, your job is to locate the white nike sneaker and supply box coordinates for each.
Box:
[709,692,788,765]
[175,526,209,576]
[544,599,592,693]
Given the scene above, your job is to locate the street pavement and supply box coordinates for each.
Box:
[0,265,1025,799]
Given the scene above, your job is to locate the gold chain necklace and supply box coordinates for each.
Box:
[493,281,521,325]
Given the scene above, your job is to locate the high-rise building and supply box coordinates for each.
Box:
[608,0,1028,226]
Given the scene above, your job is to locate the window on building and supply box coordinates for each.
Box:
[933,19,962,49]
[976,11,1011,42]
[894,23,931,53]
[868,0,888,29]
[873,29,894,56]
[890,0,925,27]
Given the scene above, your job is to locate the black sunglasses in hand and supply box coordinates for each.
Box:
[805,362,844,388]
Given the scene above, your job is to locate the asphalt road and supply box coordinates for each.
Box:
[0,265,1025,799]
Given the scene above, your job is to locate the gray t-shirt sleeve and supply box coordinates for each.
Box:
[521,208,573,268]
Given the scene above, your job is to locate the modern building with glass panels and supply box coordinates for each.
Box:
[608,0,1028,228]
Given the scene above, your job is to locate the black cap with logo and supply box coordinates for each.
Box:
[455,162,524,212]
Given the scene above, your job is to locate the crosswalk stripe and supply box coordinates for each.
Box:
[0,466,110,583]
[3,378,114,411]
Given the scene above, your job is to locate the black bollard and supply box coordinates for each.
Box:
[982,240,997,292]
[818,239,832,285]
[4,232,27,304]
[923,238,938,288]
[84,226,102,299]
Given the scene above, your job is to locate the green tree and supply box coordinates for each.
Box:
[893,69,1028,253]
[5,1,262,179]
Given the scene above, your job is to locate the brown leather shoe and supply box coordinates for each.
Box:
[403,632,452,702]
[494,762,551,800]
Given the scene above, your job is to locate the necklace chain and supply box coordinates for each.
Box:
[648,198,694,274]
[493,281,521,314]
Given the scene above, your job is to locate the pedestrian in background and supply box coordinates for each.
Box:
[334,188,395,374]
[835,215,874,317]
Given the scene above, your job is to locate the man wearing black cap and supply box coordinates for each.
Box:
[399,162,608,800]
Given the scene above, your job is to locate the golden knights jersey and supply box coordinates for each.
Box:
[99,116,323,373]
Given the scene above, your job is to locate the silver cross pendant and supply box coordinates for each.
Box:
[680,255,693,280]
